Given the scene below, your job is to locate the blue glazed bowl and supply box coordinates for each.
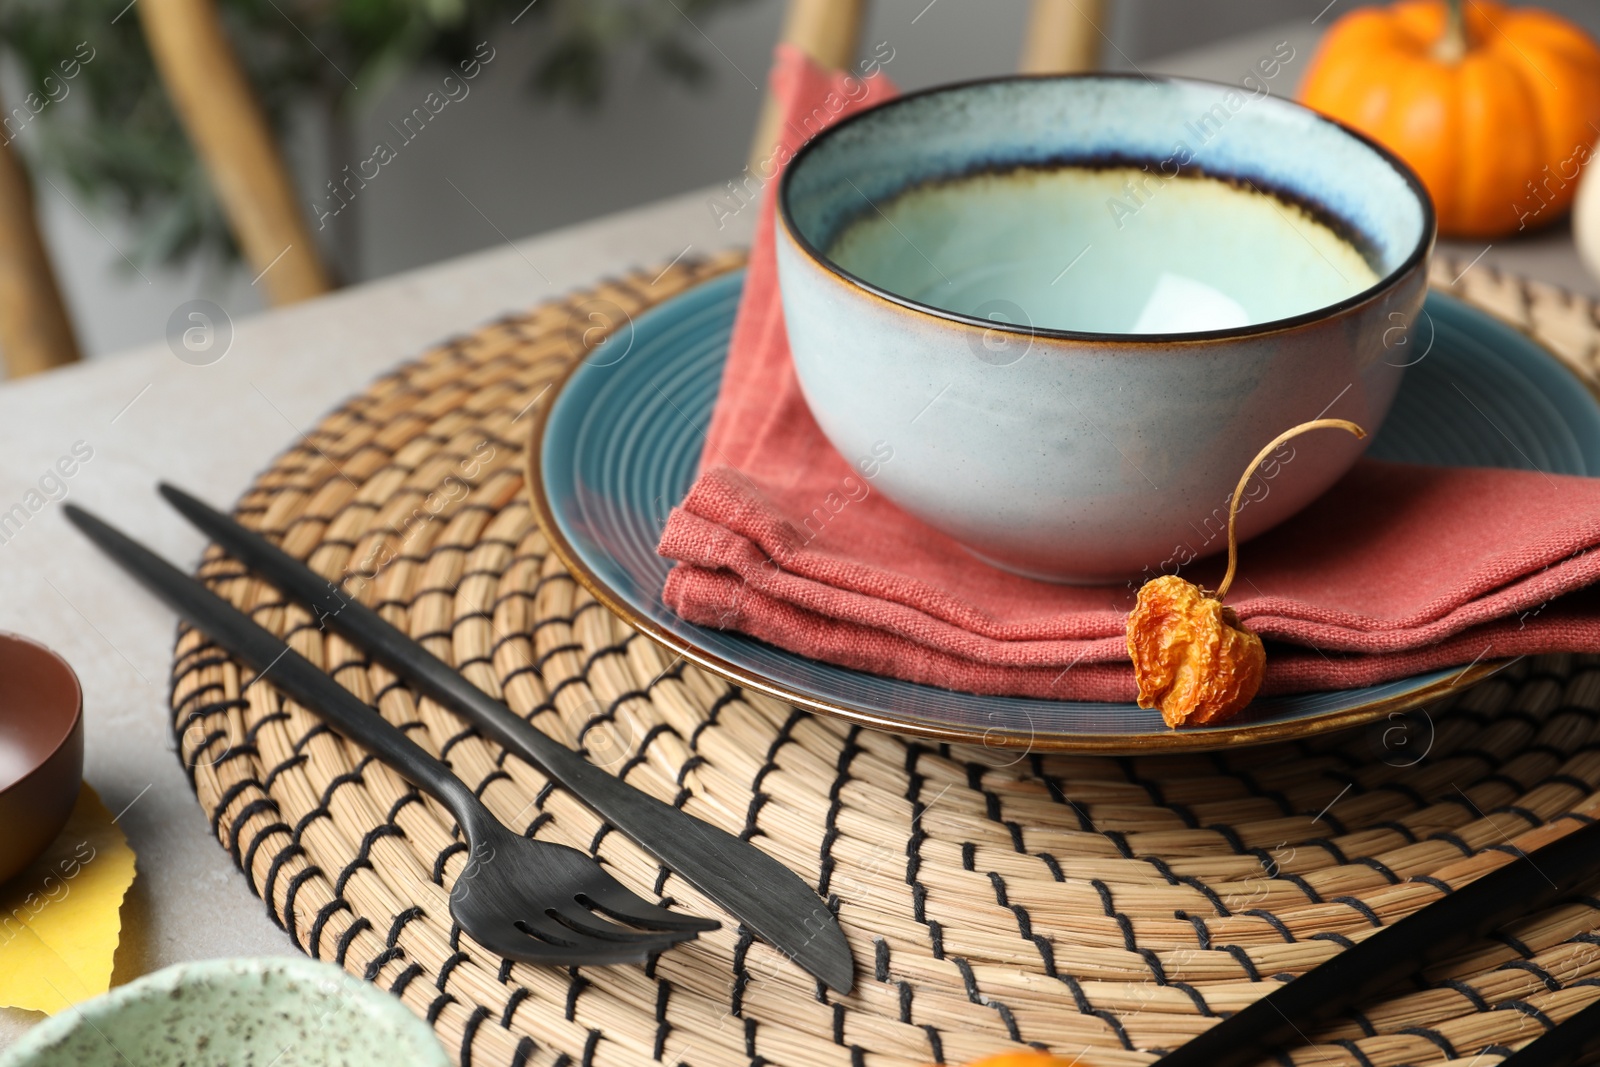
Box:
[776,74,1434,583]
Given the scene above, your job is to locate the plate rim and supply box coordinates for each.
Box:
[524,265,1598,754]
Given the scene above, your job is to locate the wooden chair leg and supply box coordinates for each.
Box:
[747,0,867,172]
[139,0,333,305]
[1019,0,1108,74]
[0,113,81,377]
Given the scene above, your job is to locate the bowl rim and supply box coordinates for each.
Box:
[775,70,1438,346]
[0,630,83,797]
[0,956,449,1067]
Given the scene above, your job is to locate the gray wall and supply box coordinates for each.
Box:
[20,0,1600,362]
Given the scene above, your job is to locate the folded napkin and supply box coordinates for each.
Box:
[657,47,1600,702]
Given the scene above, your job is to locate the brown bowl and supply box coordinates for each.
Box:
[0,632,83,886]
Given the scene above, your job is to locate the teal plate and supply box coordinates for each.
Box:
[528,269,1600,753]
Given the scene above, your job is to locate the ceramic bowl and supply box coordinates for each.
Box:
[776,74,1434,582]
[0,957,450,1067]
[0,633,83,886]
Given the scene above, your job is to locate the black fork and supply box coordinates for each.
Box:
[65,505,718,966]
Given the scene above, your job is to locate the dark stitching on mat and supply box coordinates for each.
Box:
[690,688,743,750]
[437,950,470,989]
[1243,908,1296,942]
[236,813,290,885]
[1030,755,1094,831]
[1310,931,1356,949]
[308,898,351,959]
[1486,843,1531,862]
[579,637,636,676]
[501,987,531,1028]
[1331,1039,1377,1067]
[1491,804,1544,828]
[581,1028,602,1067]
[282,864,323,945]
[433,841,468,884]
[1494,930,1536,958]
[1176,911,1212,948]
[364,946,403,982]
[210,779,264,837]
[386,905,426,948]
[1280,873,1323,904]
[1428,830,1475,856]
[1331,895,1383,927]
[1353,856,1401,884]
[1170,980,1217,1017]
[817,728,862,897]
[1499,959,1561,991]
[473,769,512,799]
[1374,820,1418,843]
[1493,999,1557,1032]
[1207,823,1247,854]
[426,993,457,1025]
[1304,837,1348,865]
[334,916,372,966]
[1446,979,1491,1011]
[439,726,482,763]
[654,982,672,1060]
[460,1004,491,1067]
[1411,875,1454,896]
[1101,830,1135,858]
[730,927,755,1018]
[1221,944,1262,981]
[564,972,590,1022]
[1181,876,1232,915]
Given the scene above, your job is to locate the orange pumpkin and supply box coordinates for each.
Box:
[1300,0,1600,238]
[956,1055,1080,1067]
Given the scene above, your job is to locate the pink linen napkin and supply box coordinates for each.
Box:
[656,47,1600,701]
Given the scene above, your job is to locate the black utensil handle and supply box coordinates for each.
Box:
[159,483,591,775]
[1157,814,1600,1066]
[64,505,486,829]
[158,482,859,994]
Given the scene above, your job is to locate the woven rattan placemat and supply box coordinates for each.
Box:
[171,249,1600,1067]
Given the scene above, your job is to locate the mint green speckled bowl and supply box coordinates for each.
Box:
[0,957,449,1067]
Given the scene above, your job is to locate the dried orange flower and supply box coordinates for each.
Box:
[1128,575,1266,726]
[1126,419,1367,728]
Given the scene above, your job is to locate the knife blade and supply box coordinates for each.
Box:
[158,482,855,993]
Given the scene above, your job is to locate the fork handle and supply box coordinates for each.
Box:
[66,506,491,832]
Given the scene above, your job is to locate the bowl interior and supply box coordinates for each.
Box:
[0,633,81,794]
[782,75,1430,337]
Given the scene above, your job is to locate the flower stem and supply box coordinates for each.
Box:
[1214,418,1368,602]
[1435,0,1468,63]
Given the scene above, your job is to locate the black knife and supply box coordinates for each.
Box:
[157,482,854,993]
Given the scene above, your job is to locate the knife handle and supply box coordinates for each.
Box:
[64,505,490,834]
[157,483,858,992]
[160,484,640,800]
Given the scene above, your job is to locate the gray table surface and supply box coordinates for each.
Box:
[1,21,1594,1049]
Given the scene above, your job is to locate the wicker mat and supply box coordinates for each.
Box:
[171,249,1600,1067]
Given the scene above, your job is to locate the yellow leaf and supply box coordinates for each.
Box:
[0,784,137,1014]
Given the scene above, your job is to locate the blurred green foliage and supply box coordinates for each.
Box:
[0,0,751,268]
